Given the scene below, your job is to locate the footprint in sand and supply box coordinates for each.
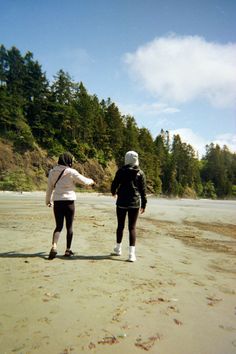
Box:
[218,285,236,295]
[193,280,205,286]
[219,324,236,332]
[11,344,26,352]
[38,317,51,324]
[168,305,179,313]
[180,259,192,265]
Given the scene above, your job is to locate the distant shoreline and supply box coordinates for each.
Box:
[0,190,235,201]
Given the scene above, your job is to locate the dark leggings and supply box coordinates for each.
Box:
[53,200,75,249]
[116,207,139,246]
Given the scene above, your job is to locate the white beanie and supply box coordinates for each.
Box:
[125,151,139,166]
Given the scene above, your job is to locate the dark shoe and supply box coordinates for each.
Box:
[64,250,74,257]
[48,248,57,260]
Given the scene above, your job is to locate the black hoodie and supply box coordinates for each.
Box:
[111,165,147,209]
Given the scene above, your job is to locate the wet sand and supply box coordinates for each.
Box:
[0,192,236,354]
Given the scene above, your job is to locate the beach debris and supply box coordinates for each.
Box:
[97,329,123,345]
[88,342,96,349]
[112,307,127,322]
[144,297,169,304]
[97,336,119,345]
[121,323,131,330]
[135,333,161,351]
[43,292,60,302]
[60,347,74,353]
[206,296,222,306]
[173,318,183,325]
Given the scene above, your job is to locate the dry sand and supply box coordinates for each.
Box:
[0,192,236,354]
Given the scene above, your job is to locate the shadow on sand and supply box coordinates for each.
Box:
[0,251,126,261]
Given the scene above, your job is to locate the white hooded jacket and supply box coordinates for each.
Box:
[46,164,93,205]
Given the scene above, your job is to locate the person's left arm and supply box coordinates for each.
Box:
[138,171,147,212]
[45,170,54,206]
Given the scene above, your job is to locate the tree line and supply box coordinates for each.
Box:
[0,45,236,198]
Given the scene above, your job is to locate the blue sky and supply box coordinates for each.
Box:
[1,0,236,156]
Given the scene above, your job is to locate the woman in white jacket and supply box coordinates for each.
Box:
[46,152,94,260]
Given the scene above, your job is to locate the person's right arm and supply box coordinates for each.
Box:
[111,170,120,195]
[72,169,95,186]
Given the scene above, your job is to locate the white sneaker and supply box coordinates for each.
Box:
[128,246,136,262]
[128,253,136,262]
[113,244,122,256]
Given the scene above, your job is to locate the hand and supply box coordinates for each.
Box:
[91,180,97,189]
[47,202,52,207]
[140,208,145,214]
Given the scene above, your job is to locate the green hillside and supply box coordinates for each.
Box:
[0,45,236,198]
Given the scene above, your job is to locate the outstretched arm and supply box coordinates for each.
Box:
[72,169,95,186]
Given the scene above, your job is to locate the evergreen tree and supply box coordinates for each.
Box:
[91,95,110,162]
[201,144,234,197]
[154,130,170,194]
[46,70,77,153]
[5,46,26,97]
[23,52,49,141]
[74,82,94,146]
[104,101,124,162]
[170,134,201,196]
[0,45,8,86]
[139,127,162,193]
[122,115,139,155]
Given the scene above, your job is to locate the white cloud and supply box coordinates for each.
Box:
[124,34,236,108]
[169,128,207,157]
[213,133,236,153]
[169,128,236,157]
[118,102,179,116]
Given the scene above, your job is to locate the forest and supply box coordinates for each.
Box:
[0,45,236,198]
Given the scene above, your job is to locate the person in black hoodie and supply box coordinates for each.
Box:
[111,151,147,261]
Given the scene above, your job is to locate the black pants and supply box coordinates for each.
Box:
[116,207,139,246]
[53,200,75,249]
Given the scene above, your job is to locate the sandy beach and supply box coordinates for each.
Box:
[0,192,236,354]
